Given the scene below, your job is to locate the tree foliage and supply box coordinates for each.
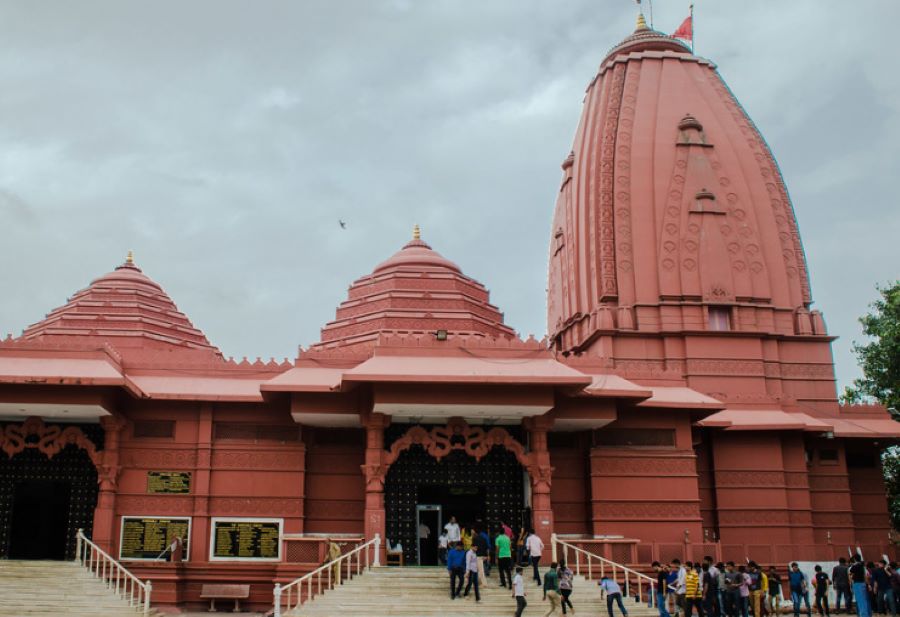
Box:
[843,281,900,530]
[843,281,900,413]
[883,448,900,531]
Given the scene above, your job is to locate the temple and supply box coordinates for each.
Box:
[1,14,897,611]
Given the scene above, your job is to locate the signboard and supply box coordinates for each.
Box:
[210,518,282,561]
[119,516,191,561]
[147,471,191,494]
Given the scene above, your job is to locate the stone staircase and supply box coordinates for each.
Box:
[0,560,152,617]
[290,566,660,617]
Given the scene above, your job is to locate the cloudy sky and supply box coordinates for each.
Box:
[0,1,897,390]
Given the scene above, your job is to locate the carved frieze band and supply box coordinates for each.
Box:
[594,501,700,519]
[122,448,305,470]
[592,456,696,476]
[808,475,851,491]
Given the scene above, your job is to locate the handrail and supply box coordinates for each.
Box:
[273,534,380,617]
[552,534,660,608]
[75,528,152,617]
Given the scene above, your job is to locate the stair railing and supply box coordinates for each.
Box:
[75,528,152,616]
[552,534,660,608]
[273,534,380,617]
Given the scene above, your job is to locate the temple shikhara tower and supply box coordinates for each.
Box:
[1,13,896,613]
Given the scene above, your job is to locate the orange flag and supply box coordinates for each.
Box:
[673,14,693,41]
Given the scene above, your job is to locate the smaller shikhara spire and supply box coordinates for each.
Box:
[636,11,649,31]
[413,224,421,240]
[126,250,134,265]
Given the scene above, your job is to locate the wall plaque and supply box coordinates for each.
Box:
[119,516,191,561]
[210,518,282,561]
[147,471,191,494]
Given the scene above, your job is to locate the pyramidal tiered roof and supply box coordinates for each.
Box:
[20,253,220,357]
[314,227,516,349]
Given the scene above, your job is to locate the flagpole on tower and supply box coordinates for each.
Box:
[690,3,695,54]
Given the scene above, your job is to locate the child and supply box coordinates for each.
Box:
[514,566,527,617]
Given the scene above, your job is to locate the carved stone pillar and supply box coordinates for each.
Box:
[93,415,126,552]
[361,412,390,548]
[525,415,555,546]
[192,403,214,561]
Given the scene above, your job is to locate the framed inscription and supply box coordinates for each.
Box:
[209,517,282,561]
[147,471,191,494]
[119,516,191,561]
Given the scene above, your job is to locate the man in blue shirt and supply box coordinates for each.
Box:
[447,542,466,599]
[601,576,630,617]
[788,562,812,617]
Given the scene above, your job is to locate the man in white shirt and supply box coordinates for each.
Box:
[463,545,481,602]
[438,531,449,565]
[672,559,687,617]
[444,516,461,543]
[526,530,545,586]
[513,566,527,617]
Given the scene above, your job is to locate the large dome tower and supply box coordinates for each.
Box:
[548,15,822,354]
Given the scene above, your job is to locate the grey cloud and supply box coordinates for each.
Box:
[0,0,897,389]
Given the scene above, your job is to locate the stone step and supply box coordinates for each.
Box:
[0,560,155,617]
[288,565,659,617]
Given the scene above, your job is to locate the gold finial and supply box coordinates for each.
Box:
[636,12,648,31]
[126,250,134,264]
[413,224,421,240]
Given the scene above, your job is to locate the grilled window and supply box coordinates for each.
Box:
[593,428,676,448]
[133,420,175,439]
[214,423,300,443]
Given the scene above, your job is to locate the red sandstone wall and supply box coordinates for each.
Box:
[712,431,816,561]
[549,432,590,536]
[806,440,855,547]
[846,444,892,548]
[302,428,365,534]
[113,400,305,563]
[589,411,702,544]
[694,434,718,536]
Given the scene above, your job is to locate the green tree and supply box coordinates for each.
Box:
[884,449,900,531]
[843,281,900,412]
[843,281,900,531]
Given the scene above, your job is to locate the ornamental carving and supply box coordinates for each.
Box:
[381,418,550,492]
[384,418,528,467]
[788,511,813,526]
[211,450,305,470]
[718,510,790,525]
[1,416,102,468]
[779,363,835,379]
[714,470,785,487]
[591,456,696,476]
[124,448,198,468]
[596,501,699,519]
[686,359,765,377]
[210,497,303,516]
[116,495,194,515]
[784,471,810,488]
[811,512,854,526]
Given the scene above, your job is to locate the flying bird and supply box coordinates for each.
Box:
[339,220,347,229]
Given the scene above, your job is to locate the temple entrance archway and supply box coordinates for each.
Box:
[0,418,102,560]
[383,420,529,566]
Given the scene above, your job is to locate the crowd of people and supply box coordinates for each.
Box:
[652,555,900,617]
[433,519,900,617]
[442,516,584,616]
